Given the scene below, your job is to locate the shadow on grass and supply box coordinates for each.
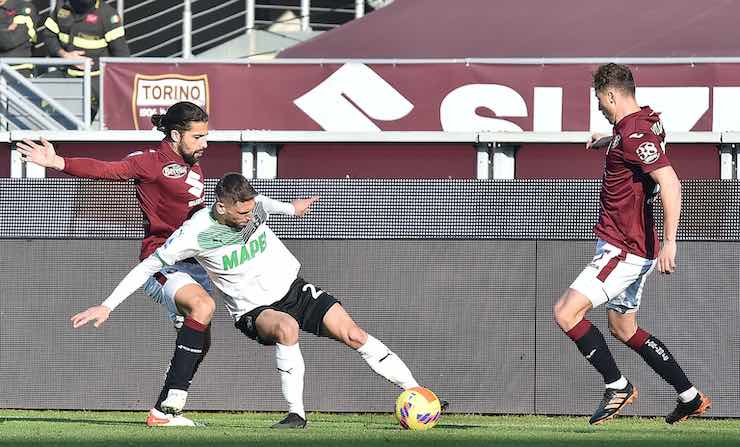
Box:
[341,424,483,431]
[433,423,484,429]
[0,416,141,426]
[2,440,739,447]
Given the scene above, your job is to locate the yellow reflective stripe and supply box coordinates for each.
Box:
[67,68,101,76]
[104,26,125,42]
[71,36,108,49]
[59,32,70,44]
[44,17,60,34]
[12,15,33,26]
[12,15,37,42]
[10,63,33,70]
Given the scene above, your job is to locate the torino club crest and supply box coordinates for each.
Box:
[132,74,210,130]
[636,141,660,164]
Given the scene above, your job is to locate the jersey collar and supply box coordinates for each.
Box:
[615,106,652,132]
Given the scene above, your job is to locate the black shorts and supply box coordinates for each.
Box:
[235,277,340,346]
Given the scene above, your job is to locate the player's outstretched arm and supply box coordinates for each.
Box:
[18,138,154,181]
[71,305,112,328]
[16,138,65,170]
[650,166,682,274]
[292,196,319,217]
[71,255,164,329]
[257,194,319,216]
[587,133,612,150]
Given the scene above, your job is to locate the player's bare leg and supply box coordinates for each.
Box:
[154,284,215,420]
[554,289,636,425]
[554,289,594,332]
[321,303,420,390]
[255,309,307,429]
[608,310,711,424]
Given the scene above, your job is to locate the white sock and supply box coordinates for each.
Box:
[357,334,419,389]
[275,343,306,419]
[678,386,699,403]
[605,376,628,390]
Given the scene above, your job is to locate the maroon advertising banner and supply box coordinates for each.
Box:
[101,61,738,179]
[103,61,740,133]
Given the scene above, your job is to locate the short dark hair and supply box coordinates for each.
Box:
[214,173,258,204]
[593,63,635,96]
[151,101,208,137]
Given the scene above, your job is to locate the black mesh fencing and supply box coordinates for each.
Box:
[1,179,739,240]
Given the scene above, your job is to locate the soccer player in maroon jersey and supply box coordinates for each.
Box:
[553,64,711,425]
[17,102,216,426]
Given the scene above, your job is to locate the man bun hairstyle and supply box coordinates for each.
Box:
[593,63,636,96]
[151,101,208,138]
[215,173,258,204]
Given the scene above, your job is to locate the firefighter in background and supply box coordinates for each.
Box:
[0,0,38,77]
[44,0,129,119]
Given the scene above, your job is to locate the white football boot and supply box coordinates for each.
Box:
[146,408,196,427]
[160,389,188,415]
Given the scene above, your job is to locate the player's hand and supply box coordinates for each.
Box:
[656,240,677,274]
[71,305,112,329]
[60,49,92,70]
[7,23,17,31]
[292,196,320,217]
[587,133,611,150]
[16,138,65,170]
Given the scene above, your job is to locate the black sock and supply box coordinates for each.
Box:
[626,328,692,394]
[566,319,622,384]
[192,324,211,375]
[154,317,207,410]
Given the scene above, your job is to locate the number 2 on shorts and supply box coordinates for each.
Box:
[302,283,325,299]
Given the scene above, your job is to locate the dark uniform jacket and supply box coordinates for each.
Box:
[0,0,38,70]
[44,0,129,77]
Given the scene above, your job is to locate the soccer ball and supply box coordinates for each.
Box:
[394,387,441,431]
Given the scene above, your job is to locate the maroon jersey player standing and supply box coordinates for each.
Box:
[18,102,214,426]
[552,64,711,425]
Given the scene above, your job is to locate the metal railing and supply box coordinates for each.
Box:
[127,0,366,58]
[36,1,369,59]
[0,59,93,130]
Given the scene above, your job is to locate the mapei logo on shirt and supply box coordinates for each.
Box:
[162,163,187,178]
[636,141,660,164]
[85,14,98,24]
[132,73,210,130]
[222,232,268,270]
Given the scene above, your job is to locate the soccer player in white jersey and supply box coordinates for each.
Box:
[72,173,424,429]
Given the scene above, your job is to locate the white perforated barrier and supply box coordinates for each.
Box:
[5,130,737,179]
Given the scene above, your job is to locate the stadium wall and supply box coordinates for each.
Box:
[0,143,9,177]
[515,143,720,179]
[0,179,737,417]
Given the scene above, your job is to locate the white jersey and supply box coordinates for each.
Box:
[101,195,300,320]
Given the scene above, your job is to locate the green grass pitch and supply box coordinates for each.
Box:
[0,410,738,447]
